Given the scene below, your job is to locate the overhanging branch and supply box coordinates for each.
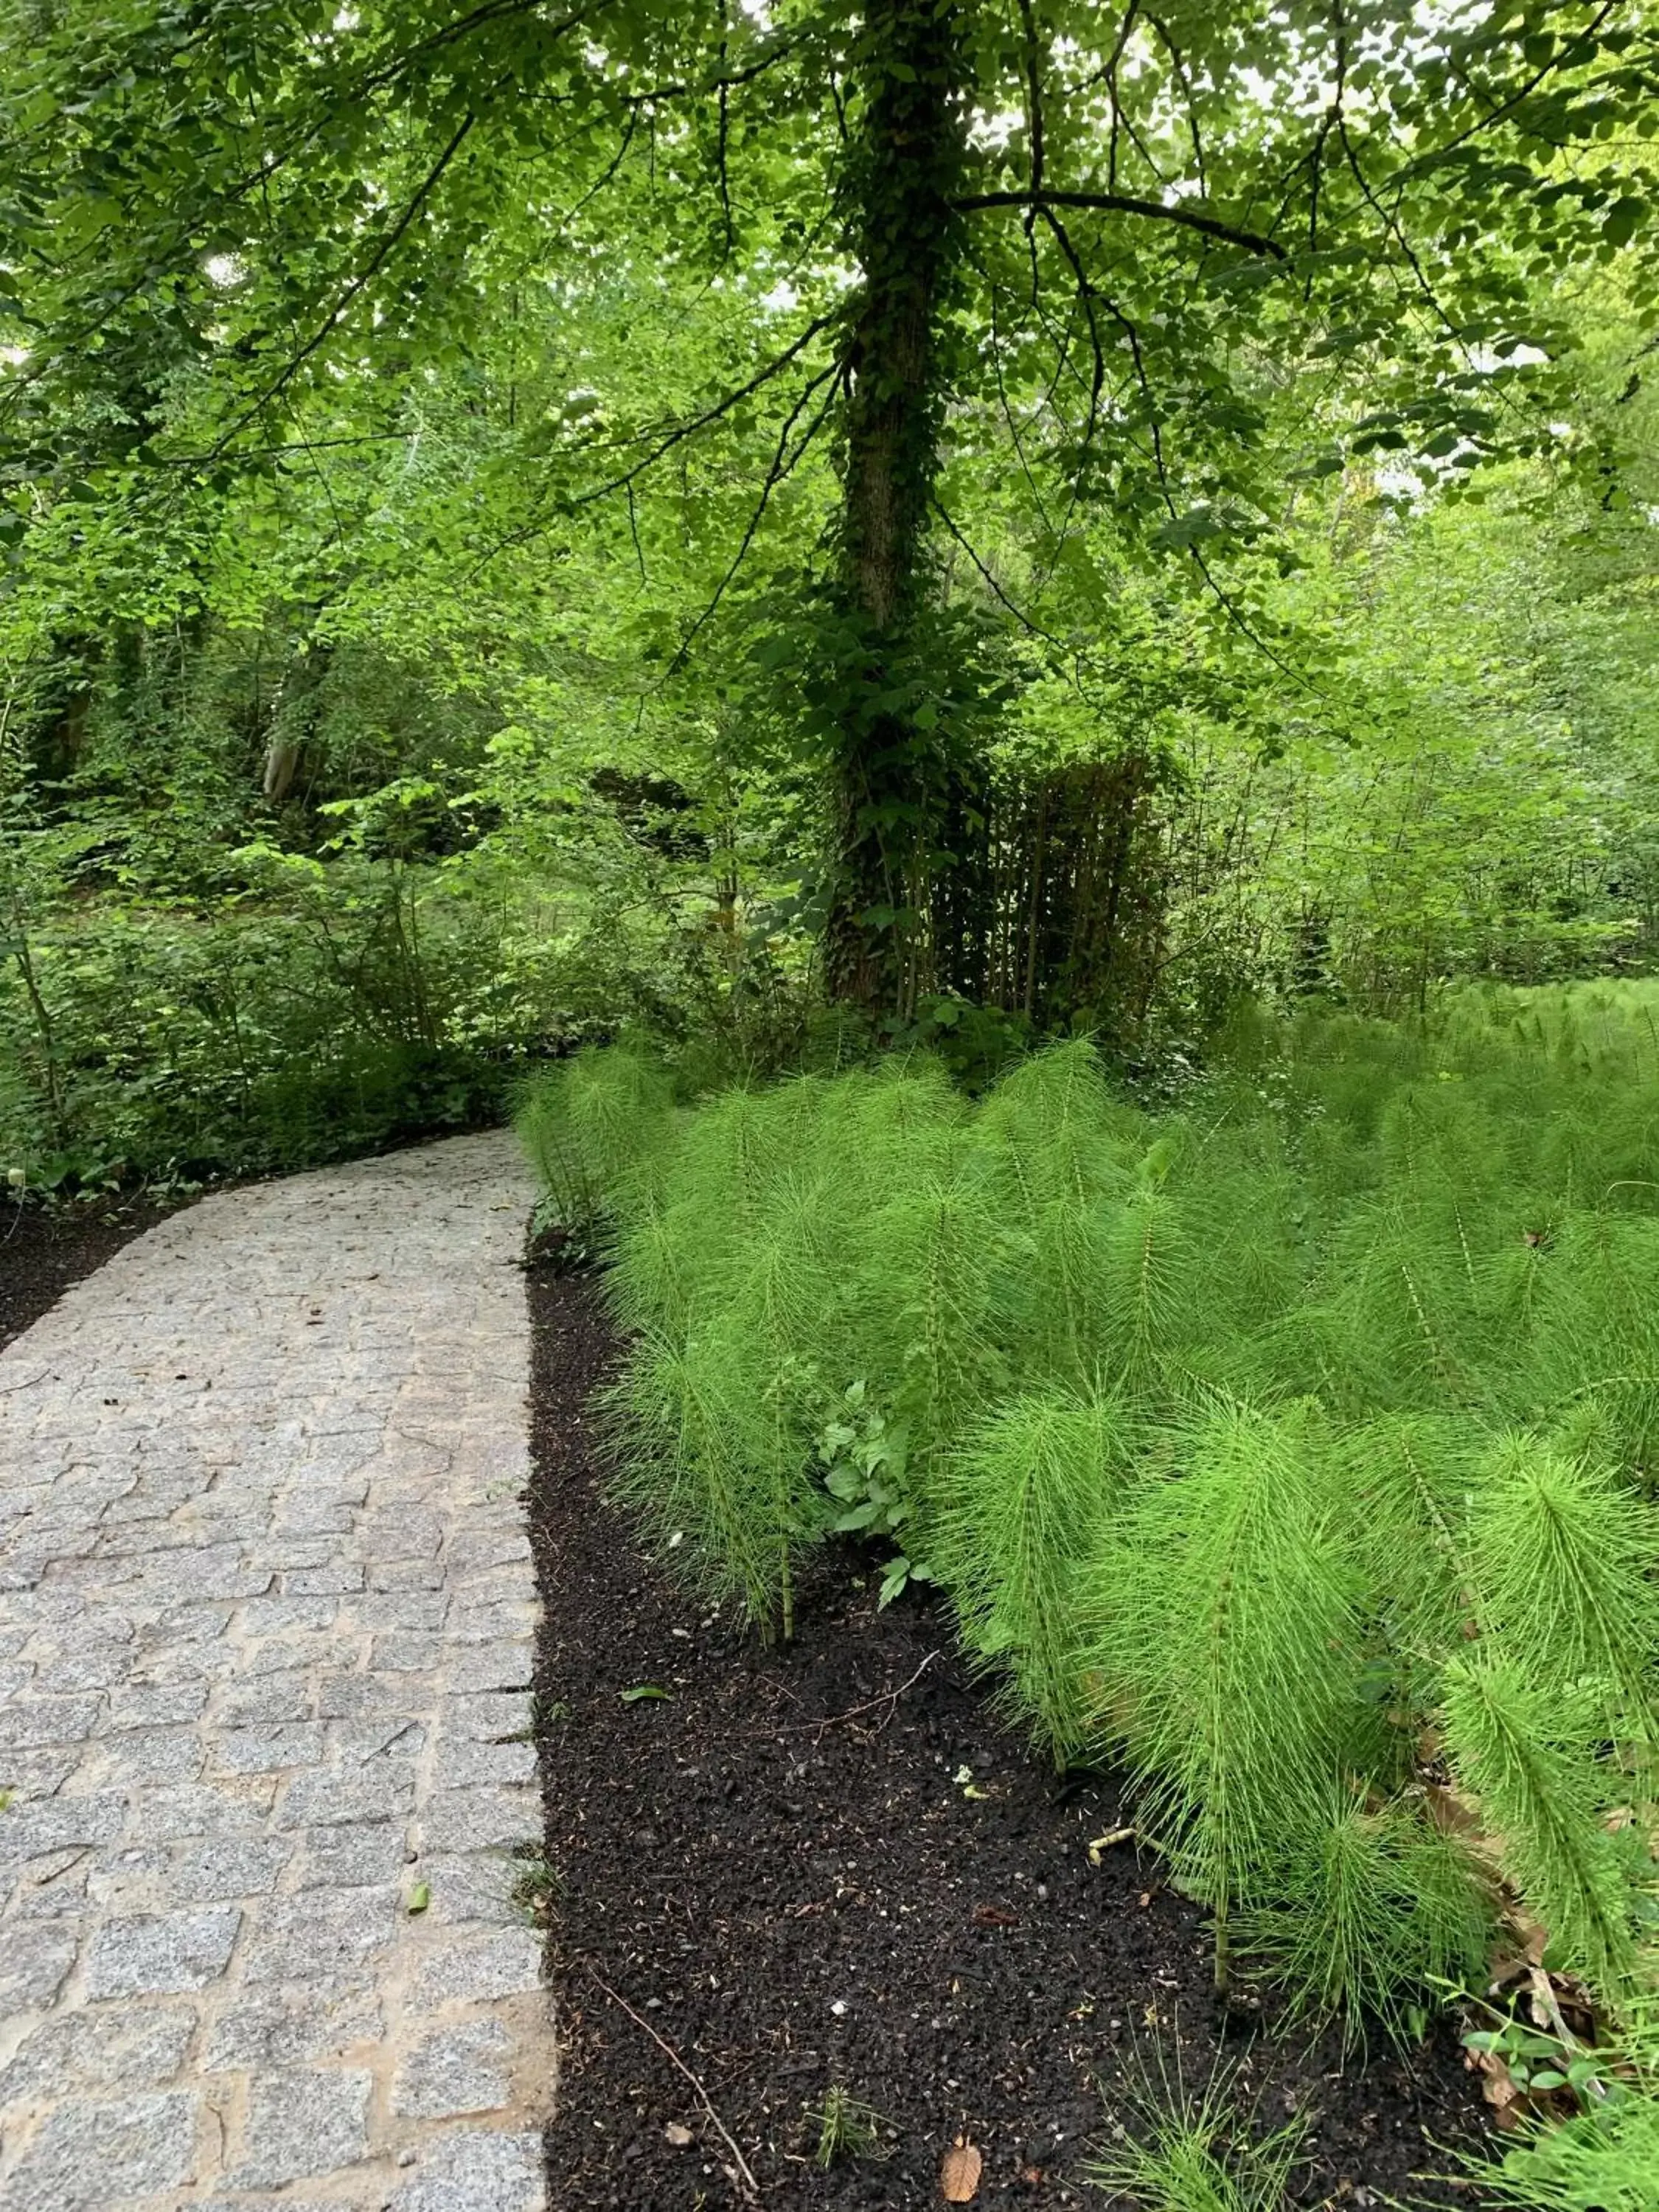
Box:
[954,189,1287,260]
[211,111,479,456]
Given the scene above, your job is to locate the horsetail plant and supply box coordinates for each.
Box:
[518,987,1659,2082]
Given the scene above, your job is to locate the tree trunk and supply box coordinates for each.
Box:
[823,0,968,1015]
[262,641,331,804]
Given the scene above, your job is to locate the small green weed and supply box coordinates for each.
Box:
[511,1852,565,1922]
[818,1382,933,1606]
[1087,2056,1304,2212]
[804,2084,888,2169]
[1461,2014,1611,2107]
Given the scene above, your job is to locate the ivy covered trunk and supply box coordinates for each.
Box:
[823,0,968,1016]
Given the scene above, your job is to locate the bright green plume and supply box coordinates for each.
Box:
[1472,2095,1659,2212]
[1440,1655,1642,1997]
[936,1386,1130,1761]
[1238,1785,1494,2045]
[1087,1398,1365,1978]
[1464,1433,1659,1733]
[517,1044,675,1225]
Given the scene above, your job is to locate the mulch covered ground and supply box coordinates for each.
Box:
[526,1260,1493,2211]
[0,1193,184,1352]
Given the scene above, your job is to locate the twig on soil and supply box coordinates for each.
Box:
[734,1651,943,1743]
[811,1651,942,1739]
[1087,1826,1138,1865]
[584,1963,762,2202]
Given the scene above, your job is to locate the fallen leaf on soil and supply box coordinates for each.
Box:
[941,2137,983,2202]
[405,1880,430,1914]
[971,1903,1018,1928]
[664,2123,692,2147]
[620,1685,671,1703]
[1489,1916,1551,1991]
[1468,2047,1525,2128]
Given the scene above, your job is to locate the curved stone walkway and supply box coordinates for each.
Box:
[0,1133,552,2211]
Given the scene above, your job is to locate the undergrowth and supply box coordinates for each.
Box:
[517,980,1659,2160]
[1086,2050,1307,2212]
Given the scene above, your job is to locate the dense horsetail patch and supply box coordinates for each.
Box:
[518,984,1659,2152]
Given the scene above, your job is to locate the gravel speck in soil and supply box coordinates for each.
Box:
[527,1263,1492,2211]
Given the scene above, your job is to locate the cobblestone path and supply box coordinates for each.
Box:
[0,1133,552,2211]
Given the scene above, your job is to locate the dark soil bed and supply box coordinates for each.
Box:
[526,1263,1492,2211]
[0,1193,186,1353]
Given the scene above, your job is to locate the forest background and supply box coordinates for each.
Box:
[1,0,1657,1187]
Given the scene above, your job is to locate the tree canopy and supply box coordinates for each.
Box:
[2,1,1658,1179]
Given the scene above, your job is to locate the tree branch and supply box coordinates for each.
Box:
[571,312,841,508]
[667,358,841,671]
[955,189,1287,260]
[1017,0,1046,202]
[212,112,479,454]
[462,313,841,577]
[1144,13,1206,198]
[931,498,1065,649]
[1418,0,1625,166]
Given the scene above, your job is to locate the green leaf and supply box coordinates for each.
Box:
[1603,197,1646,248]
[832,1500,883,1531]
[877,1558,911,1607]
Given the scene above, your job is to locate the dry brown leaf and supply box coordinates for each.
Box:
[664,2123,693,2148]
[971,1903,1018,1929]
[1423,1779,1484,1840]
[1471,2050,1522,2117]
[941,2137,983,2202]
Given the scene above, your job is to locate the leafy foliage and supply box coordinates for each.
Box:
[1471,2094,1659,2212]
[8,1,1659,2174]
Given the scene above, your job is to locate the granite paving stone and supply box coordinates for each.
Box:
[0,1133,550,2209]
[0,1923,79,2010]
[0,2006,197,2106]
[1,2090,200,2210]
[389,2126,548,2212]
[83,1902,243,1997]
[393,2017,514,2118]
[231,2067,373,2188]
